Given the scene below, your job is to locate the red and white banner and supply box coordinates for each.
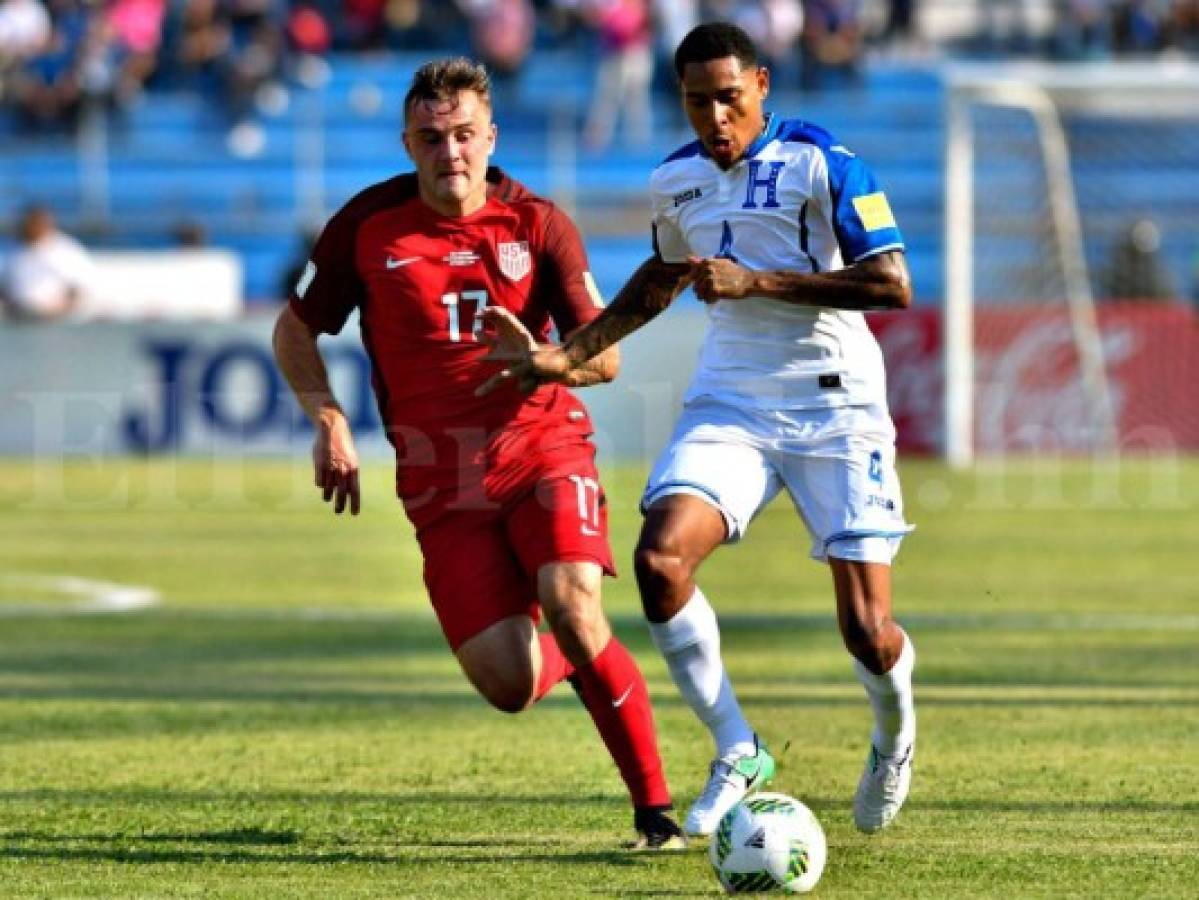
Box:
[869,304,1199,454]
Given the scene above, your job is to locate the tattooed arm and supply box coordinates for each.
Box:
[557,256,693,366]
[688,250,912,311]
[476,256,691,395]
[476,306,621,394]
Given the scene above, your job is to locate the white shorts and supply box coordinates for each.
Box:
[642,399,914,564]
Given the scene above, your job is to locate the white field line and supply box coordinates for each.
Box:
[0,584,1196,631]
[0,574,160,616]
[82,606,1199,631]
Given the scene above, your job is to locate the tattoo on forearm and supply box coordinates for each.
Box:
[565,258,689,364]
[562,361,610,388]
[756,251,911,311]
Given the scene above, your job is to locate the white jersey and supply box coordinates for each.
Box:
[651,115,905,410]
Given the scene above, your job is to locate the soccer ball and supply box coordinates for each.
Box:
[709,792,827,894]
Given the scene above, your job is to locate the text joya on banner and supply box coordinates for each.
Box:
[1,306,1194,459]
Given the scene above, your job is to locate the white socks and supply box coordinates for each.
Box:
[853,629,917,757]
[649,589,916,762]
[648,587,757,758]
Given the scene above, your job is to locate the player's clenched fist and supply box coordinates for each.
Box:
[688,255,756,302]
[312,406,360,516]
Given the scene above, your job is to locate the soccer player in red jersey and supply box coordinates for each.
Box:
[271,57,683,849]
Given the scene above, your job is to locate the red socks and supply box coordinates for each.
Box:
[571,638,672,809]
[535,631,575,701]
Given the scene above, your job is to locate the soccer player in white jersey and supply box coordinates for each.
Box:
[479,21,917,836]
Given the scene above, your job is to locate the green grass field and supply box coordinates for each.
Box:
[0,457,1196,898]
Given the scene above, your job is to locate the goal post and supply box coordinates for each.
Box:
[941,62,1199,466]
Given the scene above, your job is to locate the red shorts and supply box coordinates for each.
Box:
[417,467,616,651]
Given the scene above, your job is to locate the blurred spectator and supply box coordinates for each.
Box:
[172,0,231,94]
[1100,218,1177,301]
[105,0,166,107]
[168,0,284,154]
[461,0,535,81]
[171,218,209,247]
[0,0,51,68]
[1112,0,1166,53]
[646,0,696,125]
[381,0,426,48]
[882,0,916,43]
[875,0,930,60]
[540,0,588,48]
[1052,0,1109,59]
[0,205,96,321]
[800,0,864,91]
[6,0,90,130]
[582,0,654,150]
[340,0,386,49]
[1166,0,1199,52]
[0,0,48,110]
[652,0,698,57]
[286,3,331,56]
[981,0,1036,54]
[709,0,803,83]
[8,0,159,129]
[224,0,285,117]
[74,11,122,106]
[389,1,465,51]
[755,0,804,77]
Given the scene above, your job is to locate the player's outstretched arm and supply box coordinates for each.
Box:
[560,255,693,364]
[476,307,620,396]
[272,307,361,516]
[476,255,690,397]
[475,257,686,396]
[690,249,912,311]
[558,340,620,388]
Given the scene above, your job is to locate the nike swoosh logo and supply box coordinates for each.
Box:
[386,256,421,269]
[612,684,634,708]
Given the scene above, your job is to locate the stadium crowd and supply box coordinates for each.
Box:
[3,0,1198,135]
[2,0,1198,317]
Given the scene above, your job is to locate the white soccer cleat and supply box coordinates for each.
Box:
[684,738,776,837]
[853,743,914,833]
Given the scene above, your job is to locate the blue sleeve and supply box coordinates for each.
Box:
[827,152,905,263]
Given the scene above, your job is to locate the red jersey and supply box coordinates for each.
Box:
[289,167,605,528]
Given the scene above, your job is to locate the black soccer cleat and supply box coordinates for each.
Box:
[626,805,688,851]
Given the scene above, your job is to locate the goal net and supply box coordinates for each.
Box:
[942,62,1199,465]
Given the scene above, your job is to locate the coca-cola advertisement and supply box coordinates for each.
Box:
[869,305,1199,455]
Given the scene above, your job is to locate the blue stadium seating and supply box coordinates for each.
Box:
[2,53,1194,304]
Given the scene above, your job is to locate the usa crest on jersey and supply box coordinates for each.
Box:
[497,241,531,282]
